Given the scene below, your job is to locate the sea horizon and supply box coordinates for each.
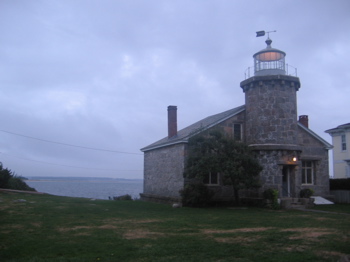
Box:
[26,177,143,200]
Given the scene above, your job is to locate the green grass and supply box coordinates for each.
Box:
[0,191,349,262]
[311,203,350,214]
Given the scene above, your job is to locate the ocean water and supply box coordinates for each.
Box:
[26,179,143,200]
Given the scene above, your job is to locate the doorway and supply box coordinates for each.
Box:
[282,166,294,197]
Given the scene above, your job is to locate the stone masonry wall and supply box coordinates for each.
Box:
[298,127,330,197]
[241,75,300,145]
[253,148,300,197]
[143,143,186,199]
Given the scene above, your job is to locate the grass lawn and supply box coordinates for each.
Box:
[0,191,349,262]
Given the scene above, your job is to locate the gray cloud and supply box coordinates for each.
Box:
[0,0,349,178]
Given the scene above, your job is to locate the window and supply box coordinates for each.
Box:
[233,124,242,141]
[204,172,219,185]
[341,134,347,151]
[302,161,314,185]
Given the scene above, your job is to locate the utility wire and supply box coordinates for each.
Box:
[0,152,142,172]
[0,129,143,155]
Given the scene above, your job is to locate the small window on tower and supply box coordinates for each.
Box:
[233,124,242,141]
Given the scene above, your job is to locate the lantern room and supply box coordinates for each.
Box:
[253,38,286,76]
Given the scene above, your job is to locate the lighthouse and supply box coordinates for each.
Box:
[240,36,302,197]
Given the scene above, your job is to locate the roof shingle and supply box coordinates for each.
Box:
[141,105,245,152]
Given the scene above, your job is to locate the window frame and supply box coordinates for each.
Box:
[233,123,242,141]
[341,134,347,151]
[301,161,314,185]
[204,172,220,186]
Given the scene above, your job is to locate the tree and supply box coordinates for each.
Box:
[184,130,262,205]
[0,162,36,191]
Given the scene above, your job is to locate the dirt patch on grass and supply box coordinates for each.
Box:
[0,224,24,234]
[202,228,270,245]
[281,227,335,240]
[98,224,119,230]
[203,227,273,234]
[57,223,125,232]
[315,217,334,221]
[214,235,262,244]
[317,251,349,261]
[57,226,93,232]
[123,229,165,240]
[0,204,11,210]
[103,218,162,224]
[74,232,92,236]
[54,206,67,209]
[283,245,308,252]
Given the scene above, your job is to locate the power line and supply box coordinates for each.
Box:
[0,129,143,155]
[0,152,142,172]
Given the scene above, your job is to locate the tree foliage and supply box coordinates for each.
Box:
[0,162,36,191]
[180,183,214,207]
[184,130,262,204]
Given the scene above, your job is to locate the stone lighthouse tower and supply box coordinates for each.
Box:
[240,37,302,197]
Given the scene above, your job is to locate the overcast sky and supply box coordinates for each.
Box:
[0,0,349,179]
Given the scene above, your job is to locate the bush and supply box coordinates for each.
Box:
[0,167,11,188]
[180,183,214,207]
[300,188,314,198]
[263,188,279,209]
[113,194,133,201]
[0,162,36,191]
[7,176,36,191]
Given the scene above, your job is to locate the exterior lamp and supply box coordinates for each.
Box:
[292,157,297,162]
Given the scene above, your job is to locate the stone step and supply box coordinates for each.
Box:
[290,203,305,209]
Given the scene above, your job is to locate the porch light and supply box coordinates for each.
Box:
[292,157,297,162]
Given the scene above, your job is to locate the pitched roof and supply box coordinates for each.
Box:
[325,123,350,134]
[298,123,333,149]
[141,104,333,152]
[141,105,245,152]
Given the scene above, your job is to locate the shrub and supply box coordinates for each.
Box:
[7,176,36,191]
[113,194,133,201]
[180,183,214,207]
[0,167,11,188]
[300,188,314,198]
[0,163,36,191]
[263,188,279,209]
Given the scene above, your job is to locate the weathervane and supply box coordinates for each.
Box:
[256,30,277,38]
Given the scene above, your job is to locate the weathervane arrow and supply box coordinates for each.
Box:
[256,30,276,37]
[256,31,265,37]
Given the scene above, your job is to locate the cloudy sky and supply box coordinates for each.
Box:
[0,0,349,179]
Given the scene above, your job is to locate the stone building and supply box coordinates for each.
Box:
[140,38,332,203]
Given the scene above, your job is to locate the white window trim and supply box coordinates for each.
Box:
[302,161,314,185]
[341,134,347,151]
[204,172,220,186]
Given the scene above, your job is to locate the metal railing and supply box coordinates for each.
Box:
[244,64,298,79]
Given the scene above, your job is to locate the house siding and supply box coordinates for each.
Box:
[332,133,350,178]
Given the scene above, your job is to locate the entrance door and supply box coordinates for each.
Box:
[282,166,291,197]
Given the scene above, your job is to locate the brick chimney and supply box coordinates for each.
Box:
[168,105,177,138]
[299,115,309,128]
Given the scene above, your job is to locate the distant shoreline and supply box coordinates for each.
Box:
[0,188,47,195]
[26,176,143,182]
